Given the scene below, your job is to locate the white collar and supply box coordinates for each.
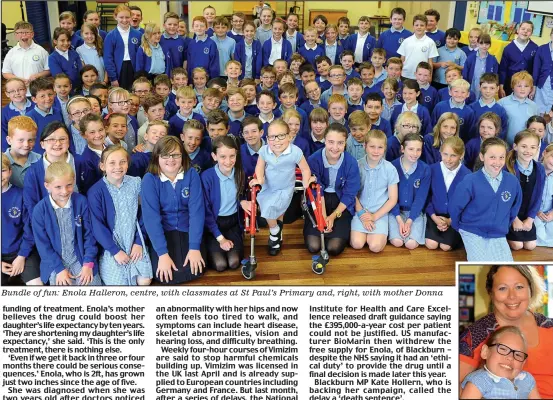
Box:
[358,31,369,38]
[272,36,283,45]
[304,43,317,51]
[43,153,71,168]
[117,25,131,34]
[258,114,274,124]
[267,143,292,156]
[89,146,103,157]
[56,48,68,57]
[440,161,462,176]
[160,169,184,183]
[49,194,72,210]
[311,132,325,143]
[83,43,96,50]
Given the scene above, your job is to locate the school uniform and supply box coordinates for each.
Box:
[390,103,432,136]
[126,151,152,179]
[1,100,34,151]
[227,30,244,44]
[278,105,309,138]
[87,176,152,285]
[234,39,262,80]
[244,103,260,116]
[255,26,273,45]
[371,117,393,138]
[32,192,101,285]
[163,97,179,121]
[159,33,187,77]
[433,47,467,85]
[344,69,361,83]
[1,41,50,97]
[373,69,388,87]
[499,40,538,96]
[418,83,439,115]
[135,44,166,79]
[449,169,522,261]
[240,142,262,180]
[385,135,402,162]
[378,79,404,104]
[316,76,332,92]
[70,33,84,50]
[532,42,553,115]
[346,99,364,118]
[306,132,325,155]
[438,86,477,105]
[1,184,41,285]
[352,157,399,235]
[4,149,41,189]
[306,149,360,241]
[381,98,402,122]
[212,35,236,76]
[468,99,509,140]
[464,137,483,171]
[298,44,325,68]
[290,135,310,159]
[461,368,536,400]
[422,134,442,165]
[262,37,293,66]
[431,100,477,143]
[376,27,412,59]
[344,33,376,63]
[186,37,219,85]
[462,45,478,57]
[26,107,65,154]
[285,30,305,53]
[324,40,344,66]
[462,52,499,98]
[53,96,72,127]
[48,49,82,88]
[69,125,87,156]
[76,146,103,194]
[75,28,107,41]
[498,94,539,146]
[345,135,365,161]
[104,26,142,90]
[397,34,439,79]
[188,147,213,174]
[228,111,250,138]
[506,160,546,243]
[141,169,206,284]
[168,111,205,138]
[535,170,553,247]
[299,98,326,118]
[425,161,471,248]
[121,115,139,152]
[389,157,430,244]
[320,85,349,105]
[426,30,445,49]
[76,44,106,83]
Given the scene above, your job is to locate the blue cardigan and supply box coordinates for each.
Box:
[425,162,471,217]
[141,169,205,255]
[48,50,82,88]
[375,28,412,59]
[190,148,213,174]
[159,35,187,77]
[261,38,293,67]
[76,147,103,195]
[201,166,242,238]
[422,134,441,165]
[87,177,146,255]
[464,138,481,171]
[234,39,262,79]
[307,149,361,216]
[2,185,34,257]
[127,151,152,178]
[510,160,546,219]
[186,38,220,82]
[449,169,522,238]
[32,192,98,283]
[391,158,431,218]
[431,101,477,143]
[498,40,538,92]
[103,27,143,83]
[462,52,499,87]
[344,33,376,62]
[532,43,553,89]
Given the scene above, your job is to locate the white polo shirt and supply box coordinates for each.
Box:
[397,34,438,79]
[2,41,49,95]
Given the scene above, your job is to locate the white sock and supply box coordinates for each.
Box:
[269,225,280,235]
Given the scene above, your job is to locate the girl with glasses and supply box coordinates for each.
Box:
[66,97,92,155]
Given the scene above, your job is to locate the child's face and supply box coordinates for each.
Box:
[341,55,354,71]
[514,136,540,164]
[231,15,244,31]
[32,89,55,112]
[244,24,255,41]
[365,137,386,162]
[203,8,216,24]
[285,117,301,137]
[347,84,363,102]
[371,53,385,68]
[207,122,228,139]
[397,118,419,137]
[203,95,221,112]
[45,174,74,205]
[440,144,462,170]
[358,20,370,34]
[133,82,151,102]
[109,95,131,114]
[228,93,246,112]
[513,80,532,99]
[528,122,545,140]
[6,80,28,103]
[148,28,161,45]
[314,19,326,34]
[242,85,256,102]
[279,92,297,109]
[543,151,553,172]
[115,11,131,29]
[178,21,187,36]
[54,78,72,100]
[155,84,171,99]
[305,82,321,101]
[129,96,140,115]
[479,119,498,140]
[325,131,346,161]
[479,145,506,177]
[193,20,207,36]
[81,26,96,45]
[468,30,480,47]
[266,124,290,152]
[273,61,287,75]
[272,22,284,40]
[517,23,533,41]
[40,129,70,158]
[365,101,383,121]
[450,86,469,104]
[226,63,242,79]
[329,69,346,86]
[286,15,298,30]
[85,12,101,27]
[101,150,128,182]
[483,332,527,381]
[360,68,375,85]
[386,63,402,79]
[445,70,461,85]
[316,61,330,77]
[328,103,346,120]
[401,139,423,163]
[87,96,100,113]
[69,101,91,126]
[261,73,276,89]
[301,71,316,85]
[390,14,404,30]
[1,165,11,189]
[260,9,273,25]
[402,87,419,105]
[311,120,328,136]
[83,120,106,149]
[279,75,294,86]
[193,72,207,88]
[304,31,317,45]
[257,94,276,115]
[480,82,499,100]
[242,123,263,147]
[7,128,36,157]
[415,68,431,85]
[92,89,108,108]
[413,20,426,36]
[130,10,142,28]
[382,83,396,101]
[325,28,337,43]
[212,145,237,175]
[425,16,437,31]
[439,118,457,140]
[159,145,183,177]
[60,19,75,32]
[214,24,228,38]
[338,23,349,36]
[55,34,71,52]
[350,125,368,142]
[106,116,128,141]
[144,125,167,147]
[147,103,166,121]
[81,70,98,88]
[181,129,203,154]
[445,35,459,49]
[478,41,491,53]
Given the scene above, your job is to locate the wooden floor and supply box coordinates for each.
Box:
[187,219,552,287]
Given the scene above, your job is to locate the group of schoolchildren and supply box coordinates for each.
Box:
[2,4,553,287]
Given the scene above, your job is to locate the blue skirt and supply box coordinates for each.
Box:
[388,210,426,244]
[459,229,513,262]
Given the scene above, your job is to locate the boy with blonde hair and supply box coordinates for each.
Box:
[169,86,205,137]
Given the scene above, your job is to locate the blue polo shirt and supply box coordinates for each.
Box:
[498,94,539,145]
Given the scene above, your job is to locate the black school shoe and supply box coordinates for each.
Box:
[268,220,284,256]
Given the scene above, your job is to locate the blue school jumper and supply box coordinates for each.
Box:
[419,84,439,114]
[431,100,477,143]
[2,185,34,258]
[244,104,260,116]
[499,40,538,94]
[378,79,404,104]
[462,46,478,57]
[189,148,213,174]
[70,33,84,50]
[228,112,251,138]
[1,100,34,151]
[371,117,393,138]
[391,158,431,218]
[361,83,381,103]
[345,69,361,82]
[376,28,412,59]
[227,31,244,44]
[240,142,262,179]
[278,105,309,138]
[298,44,325,68]
[469,100,508,140]
[48,50,82,88]
[426,162,471,217]
[141,170,205,255]
[464,138,482,171]
[103,27,142,83]
[390,104,432,135]
[201,167,242,238]
[532,43,553,89]
[292,135,311,158]
[449,169,522,238]
[316,77,332,93]
[299,99,326,117]
[160,34,187,77]
[346,101,364,118]
[344,33,376,62]
[168,112,205,137]
[75,29,107,41]
[76,147,103,195]
[438,87,477,105]
[163,98,179,121]
[127,151,152,178]
[385,136,401,162]
[324,41,344,65]
[261,38,293,66]
[256,83,280,100]
[307,149,361,216]
[307,135,325,155]
[286,31,305,52]
[462,52,499,93]
[511,160,547,220]
[26,107,65,154]
[32,193,98,283]
[426,30,445,48]
[422,134,442,165]
[187,37,220,81]
[234,39,262,79]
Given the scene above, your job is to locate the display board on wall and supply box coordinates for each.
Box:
[527,1,553,17]
[478,1,544,37]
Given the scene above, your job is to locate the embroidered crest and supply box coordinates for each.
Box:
[366,43,371,50]
[131,37,139,45]
[81,171,85,182]
[178,46,184,52]
[75,215,82,227]
[32,55,40,61]
[414,179,421,188]
[421,46,428,52]
[424,95,431,103]
[8,207,21,219]
[436,40,441,47]
[396,93,402,101]
[398,38,404,44]
[193,164,202,174]
[182,187,190,198]
[501,191,512,202]
[531,50,536,56]
[204,47,210,54]
[459,118,464,125]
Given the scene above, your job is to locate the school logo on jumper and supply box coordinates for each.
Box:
[178,46,184,52]
[32,55,40,61]
[424,95,431,103]
[459,118,464,125]
[75,215,82,227]
[531,50,536,56]
[421,46,428,52]
[131,37,139,45]
[414,179,421,188]
[73,61,78,69]
[398,38,404,44]
[366,44,371,50]
[193,164,202,174]
[8,207,21,219]
[204,47,210,54]
[436,41,441,47]
[501,191,512,202]
[181,187,190,198]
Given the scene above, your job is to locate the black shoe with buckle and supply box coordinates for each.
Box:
[268,220,283,256]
